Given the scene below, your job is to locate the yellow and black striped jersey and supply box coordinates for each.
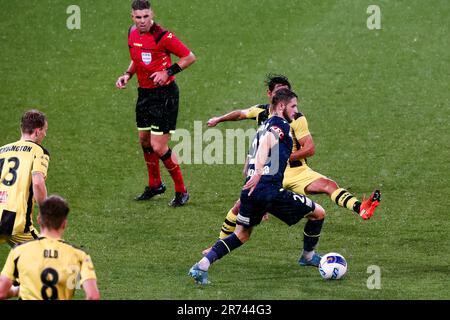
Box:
[0,140,49,236]
[1,236,97,300]
[287,113,310,169]
[245,104,270,125]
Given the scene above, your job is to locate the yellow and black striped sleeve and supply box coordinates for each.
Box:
[245,105,266,119]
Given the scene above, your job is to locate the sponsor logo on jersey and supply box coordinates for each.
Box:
[141,52,152,65]
[133,43,143,47]
[270,126,284,139]
[0,191,8,203]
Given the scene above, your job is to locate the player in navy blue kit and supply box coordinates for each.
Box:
[188,89,326,285]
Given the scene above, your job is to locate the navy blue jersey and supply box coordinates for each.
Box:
[245,115,293,188]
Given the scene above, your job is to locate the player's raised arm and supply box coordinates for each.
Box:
[207,108,252,127]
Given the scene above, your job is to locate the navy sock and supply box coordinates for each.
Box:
[205,233,243,264]
[303,219,325,252]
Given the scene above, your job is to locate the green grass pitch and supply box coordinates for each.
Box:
[0,0,449,300]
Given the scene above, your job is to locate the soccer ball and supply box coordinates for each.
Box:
[319,252,347,280]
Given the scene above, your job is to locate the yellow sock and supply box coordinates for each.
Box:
[219,208,237,239]
[330,188,359,213]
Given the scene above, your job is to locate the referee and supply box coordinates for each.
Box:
[116,0,196,207]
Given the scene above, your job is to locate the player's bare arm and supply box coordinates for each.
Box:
[242,155,250,177]
[289,134,315,161]
[0,276,18,300]
[32,172,47,206]
[116,61,136,89]
[207,108,251,127]
[150,51,196,86]
[243,131,277,195]
[82,279,101,300]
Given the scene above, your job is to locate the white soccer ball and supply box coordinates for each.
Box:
[319,252,347,280]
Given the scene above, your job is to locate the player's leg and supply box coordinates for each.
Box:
[299,204,325,267]
[287,166,381,219]
[202,225,251,270]
[307,178,381,220]
[219,199,240,239]
[266,189,325,267]
[202,198,269,255]
[189,194,264,284]
[218,200,268,240]
[190,225,251,285]
[201,200,240,254]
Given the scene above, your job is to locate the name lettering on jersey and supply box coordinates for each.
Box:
[270,126,284,140]
[0,145,32,154]
[0,191,8,203]
[44,249,59,259]
[133,43,143,47]
[141,52,152,65]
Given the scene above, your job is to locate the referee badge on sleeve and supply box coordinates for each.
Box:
[141,52,152,65]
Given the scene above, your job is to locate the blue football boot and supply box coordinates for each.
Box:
[188,263,210,285]
[298,252,322,267]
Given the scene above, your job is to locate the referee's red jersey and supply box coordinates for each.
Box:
[128,23,191,89]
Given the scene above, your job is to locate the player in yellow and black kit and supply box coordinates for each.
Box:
[0,110,49,247]
[205,75,381,264]
[0,195,100,300]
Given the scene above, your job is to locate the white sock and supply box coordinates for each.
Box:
[198,257,211,271]
[302,250,314,261]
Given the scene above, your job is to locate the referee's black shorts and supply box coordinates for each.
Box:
[135,81,179,134]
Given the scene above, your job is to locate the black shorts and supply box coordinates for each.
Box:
[237,186,316,227]
[136,81,179,134]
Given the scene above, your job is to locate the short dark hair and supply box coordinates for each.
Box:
[265,74,291,92]
[21,109,47,134]
[39,195,70,230]
[271,88,298,110]
[132,0,151,10]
